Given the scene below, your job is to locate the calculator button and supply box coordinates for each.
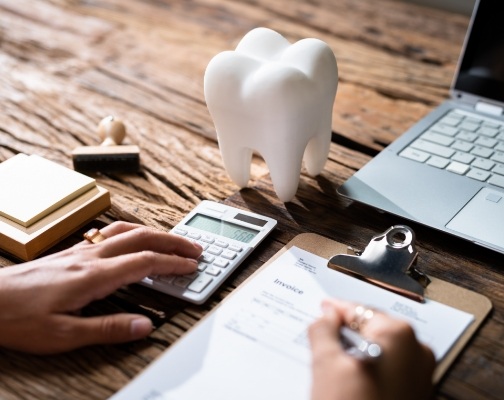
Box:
[199,254,215,264]
[205,203,227,213]
[228,244,243,252]
[207,246,223,256]
[221,250,237,260]
[200,235,215,244]
[213,258,229,268]
[196,241,209,251]
[173,228,188,236]
[214,240,229,248]
[187,232,202,240]
[157,275,175,284]
[205,266,222,276]
[173,276,193,288]
[184,271,199,280]
[197,263,208,272]
[188,275,213,293]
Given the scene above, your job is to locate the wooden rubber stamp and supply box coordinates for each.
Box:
[72,116,140,172]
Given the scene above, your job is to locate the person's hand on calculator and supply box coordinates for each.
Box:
[0,222,202,354]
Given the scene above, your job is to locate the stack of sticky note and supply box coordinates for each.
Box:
[0,154,110,260]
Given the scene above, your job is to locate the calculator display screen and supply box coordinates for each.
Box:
[186,214,259,243]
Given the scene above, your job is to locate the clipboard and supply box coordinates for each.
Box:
[112,227,492,399]
[271,230,492,384]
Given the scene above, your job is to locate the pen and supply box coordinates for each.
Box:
[340,326,382,360]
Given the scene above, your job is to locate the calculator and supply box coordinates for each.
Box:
[139,200,277,304]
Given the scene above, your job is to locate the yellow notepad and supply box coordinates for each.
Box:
[0,154,96,227]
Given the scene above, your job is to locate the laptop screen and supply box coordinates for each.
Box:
[454,0,504,104]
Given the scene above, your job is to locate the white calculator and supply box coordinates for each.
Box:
[140,200,277,304]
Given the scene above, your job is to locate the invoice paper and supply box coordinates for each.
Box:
[111,246,474,400]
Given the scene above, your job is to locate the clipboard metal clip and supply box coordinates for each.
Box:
[327,225,430,302]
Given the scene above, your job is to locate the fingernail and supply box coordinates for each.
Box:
[321,300,336,319]
[130,318,153,338]
[187,258,199,265]
[193,241,203,251]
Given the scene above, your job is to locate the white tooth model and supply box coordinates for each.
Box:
[204,27,338,202]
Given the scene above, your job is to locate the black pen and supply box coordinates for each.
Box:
[340,326,382,360]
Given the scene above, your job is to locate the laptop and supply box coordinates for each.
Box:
[337,0,504,253]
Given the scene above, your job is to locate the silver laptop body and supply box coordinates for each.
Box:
[338,0,504,253]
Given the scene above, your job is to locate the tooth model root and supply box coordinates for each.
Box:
[204,27,338,202]
[217,141,253,188]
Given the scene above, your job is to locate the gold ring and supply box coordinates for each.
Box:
[349,305,375,331]
[83,228,106,244]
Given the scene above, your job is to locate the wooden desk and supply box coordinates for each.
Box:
[0,0,502,399]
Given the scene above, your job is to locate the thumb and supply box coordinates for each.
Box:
[53,313,153,352]
[308,300,345,357]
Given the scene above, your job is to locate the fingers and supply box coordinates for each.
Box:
[308,300,373,400]
[322,299,393,339]
[48,222,203,313]
[62,313,153,351]
[308,300,345,359]
[98,221,146,237]
[73,221,141,250]
[96,251,198,287]
[91,224,203,260]
[61,252,198,309]
[4,314,154,354]
[321,299,435,365]
[323,299,378,328]
[308,299,435,400]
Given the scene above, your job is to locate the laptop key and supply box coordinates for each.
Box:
[421,131,454,146]
[427,156,450,169]
[452,152,475,164]
[451,140,474,152]
[492,164,504,176]
[431,124,458,136]
[482,121,501,129]
[410,139,455,158]
[488,174,504,188]
[446,161,470,175]
[456,131,478,142]
[471,146,493,158]
[399,147,430,163]
[472,158,495,171]
[439,116,461,126]
[464,116,483,124]
[477,126,499,138]
[475,137,497,148]
[491,151,504,164]
[459,121,480,132]
[466,168,491,181]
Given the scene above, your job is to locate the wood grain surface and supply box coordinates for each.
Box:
[1,0,502,399]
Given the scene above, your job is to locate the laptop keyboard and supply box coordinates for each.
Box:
[399,109,504,188]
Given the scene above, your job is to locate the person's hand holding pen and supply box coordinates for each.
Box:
[308,299,435,400]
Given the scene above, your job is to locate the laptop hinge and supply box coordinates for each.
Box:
[475,101,503,116]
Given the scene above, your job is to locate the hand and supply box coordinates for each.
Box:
[0,222,202,354]
[308,299,435,400]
